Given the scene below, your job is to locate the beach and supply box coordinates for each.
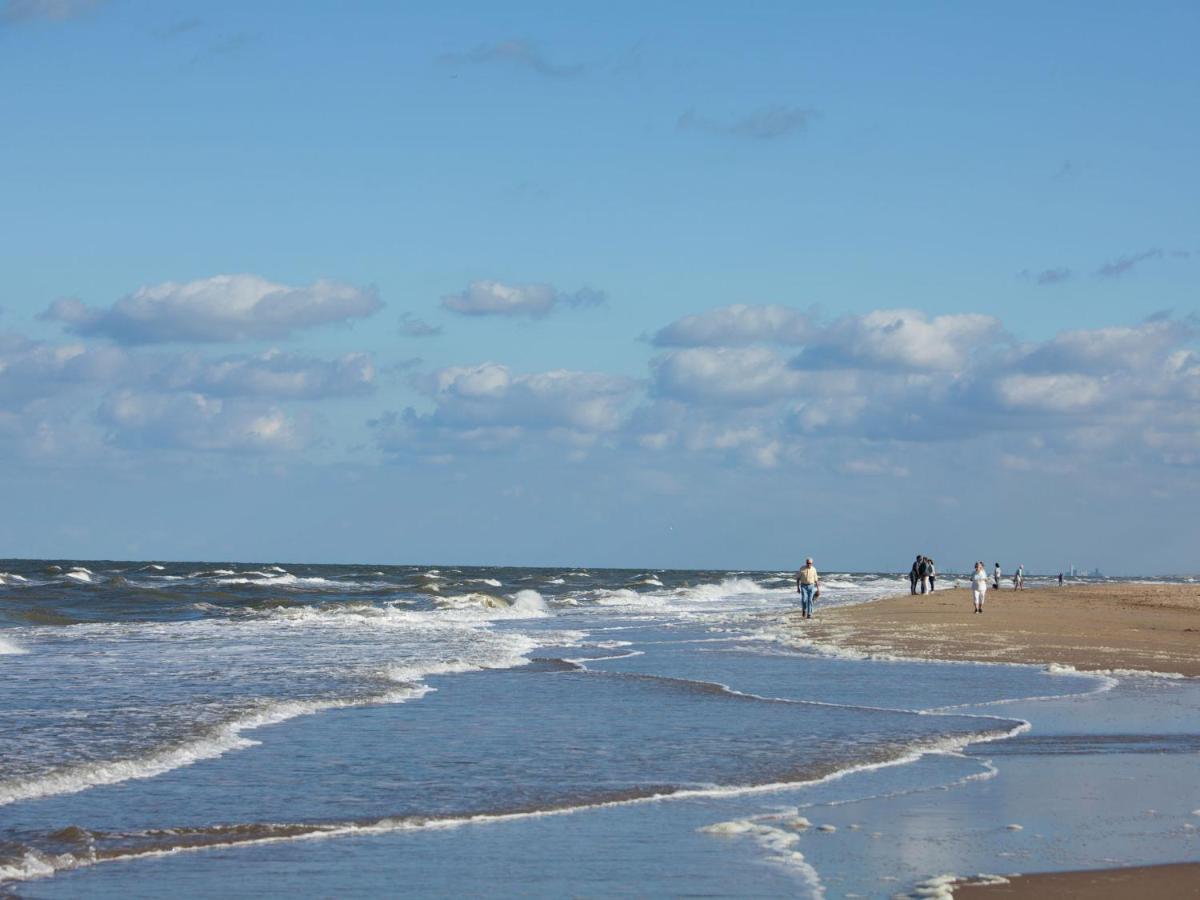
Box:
[794,582,1200,677]
[955,862,1200,898]
[791,581,1200,897]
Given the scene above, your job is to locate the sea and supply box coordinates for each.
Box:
[2,561,1198,898]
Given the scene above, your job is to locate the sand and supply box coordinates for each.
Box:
[954,862,1200,898]
[790,581,1200,897]
[793,582,1200,677]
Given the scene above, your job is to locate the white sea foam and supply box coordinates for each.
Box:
[698,816,826,896]
[0,572,30,584]
[471,578,503,587]
[908,873,1010,898]
[0,850,65,883]
[0,636,27,655]
[63,569,93,584]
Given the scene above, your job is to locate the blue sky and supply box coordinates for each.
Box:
[1,0,1197,573]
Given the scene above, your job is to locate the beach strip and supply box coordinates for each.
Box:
[794,582,1200,677]
[953,861,1200,898]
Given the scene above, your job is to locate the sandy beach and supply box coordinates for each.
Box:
[955,862,1200,898]
[794,581,1200,677]
[792,581,1200,897]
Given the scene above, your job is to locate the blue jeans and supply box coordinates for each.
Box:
[799,584,815,617]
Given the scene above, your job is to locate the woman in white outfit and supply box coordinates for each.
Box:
[971,561,989,614]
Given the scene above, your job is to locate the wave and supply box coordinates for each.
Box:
[212,573,348,590]
[434,590,551,620]
[0,686,428,810]
[0,636,27,655]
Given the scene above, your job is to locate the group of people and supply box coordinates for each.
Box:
[909,555,936,594]
[794,556,1036,621]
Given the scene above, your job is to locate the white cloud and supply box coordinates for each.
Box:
[426,363,634,432]
[0,335,129,401]
[652,304,810,347]
[41,274,382,343]
[375,362,636,459]
[160,350,376,399]
[651,347,802,405]
[98,390,305,452]
[440,280,604,318]
[1017,318,1194,373]
[796,309,1002,372]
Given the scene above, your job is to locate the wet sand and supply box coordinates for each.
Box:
[791,582,1200,897]
[794,582,1200,676]
[955,861,1200,898]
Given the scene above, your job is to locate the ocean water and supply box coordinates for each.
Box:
[1,561,1197,898]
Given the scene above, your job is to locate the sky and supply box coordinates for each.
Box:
[1,0,1197,574]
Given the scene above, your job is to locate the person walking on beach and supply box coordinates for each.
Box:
[927,558,937,592]
[917,556,931,594]
[971,561,989,614]
[1015,564,1025,590]
[910,556,921,595]
[993,562,1001,590]
[1058,572,1064,586]
[796,557,820,620]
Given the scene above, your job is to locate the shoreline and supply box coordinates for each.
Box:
[788,582,1200,897]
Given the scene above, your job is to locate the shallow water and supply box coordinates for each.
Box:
[1,560,1196,897]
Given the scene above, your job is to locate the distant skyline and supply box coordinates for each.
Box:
[1,1,1197,574]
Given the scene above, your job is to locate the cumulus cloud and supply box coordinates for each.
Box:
[989,373,1105,413]
[651,304,810,347]
[423,363,633,432]
[98,390,306,452]
[159,350,376,399]
[677,105,817,140]
[651,347,803,406]
[794,310,1003,372]
[0,332,379,458]
[0,335,129,402]
[41,274,382,344]
[439,40,585,78]
[440,280,605,318]
[1017,318,1195,374]
[374,363,636,459]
